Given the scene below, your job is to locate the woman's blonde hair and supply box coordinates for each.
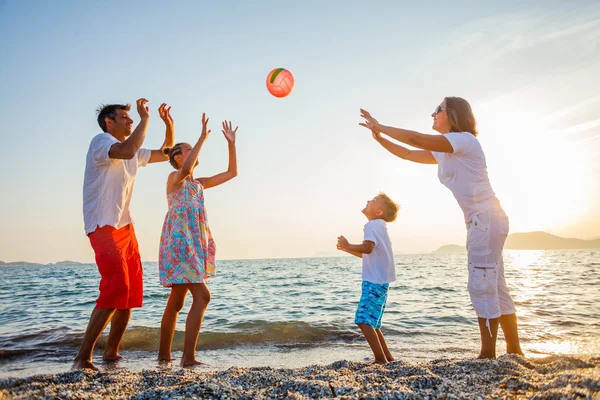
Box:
[445,97,478,137]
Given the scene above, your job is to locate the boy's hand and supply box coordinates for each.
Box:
[158,103,173,127]
[337,235,349,250]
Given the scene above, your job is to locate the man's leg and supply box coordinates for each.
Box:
[72,308,116,370]
[103,309,131,360]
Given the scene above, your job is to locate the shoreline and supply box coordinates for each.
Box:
[1,354,598,399]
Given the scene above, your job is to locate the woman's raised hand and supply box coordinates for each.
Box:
[221,121,238,143]
[201,113,211,139]
[359,109,381,133]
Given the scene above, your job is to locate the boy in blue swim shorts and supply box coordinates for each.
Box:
[337,193,399,364]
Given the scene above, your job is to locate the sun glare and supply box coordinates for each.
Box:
[477,105,591,234]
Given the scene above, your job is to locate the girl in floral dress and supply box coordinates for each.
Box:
[158,113,238,366]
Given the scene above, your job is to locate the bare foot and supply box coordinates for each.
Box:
[71,359,99,371]
[370,359,387,365]
[102,353,124,361]
[476,354,496,360]
[181,359,211,368]
[158,355,175,362]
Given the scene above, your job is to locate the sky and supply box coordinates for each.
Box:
[0,0,599,263]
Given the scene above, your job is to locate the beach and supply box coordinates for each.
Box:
[2,355,598,399]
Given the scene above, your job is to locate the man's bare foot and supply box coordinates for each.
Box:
[102,353,124,361]
[71,359,99,371]
[181,359,211,368]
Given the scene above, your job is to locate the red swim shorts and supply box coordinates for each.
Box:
[88,224,143,309]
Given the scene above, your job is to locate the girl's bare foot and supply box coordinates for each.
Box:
[71,359,100,371]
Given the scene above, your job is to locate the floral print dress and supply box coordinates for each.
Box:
[159,180,216,287]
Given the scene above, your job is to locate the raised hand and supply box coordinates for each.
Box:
[201,113,211,139]
[158,103,173,127]
[337,235,349,250]
[136,98,150,120]
[359,109,380,133]
[221,121,238,143]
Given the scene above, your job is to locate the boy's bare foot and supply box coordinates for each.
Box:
[102,353,124,361]
[71,359,99,371]
[181,359,211,368]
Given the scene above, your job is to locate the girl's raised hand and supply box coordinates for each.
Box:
[201,113,211,139]
[158,103,174,127]
[221,120,238,143]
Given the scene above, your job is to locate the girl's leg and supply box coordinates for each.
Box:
[181,283,211,366]
[375,329,394,362]
[159,285,188,361]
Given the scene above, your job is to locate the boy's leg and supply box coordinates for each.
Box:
[357,324,387,364]
[182,283,211,366]
[103,309,131,360]
[72,308,115,370]
[159,286,189,360]
[375,329,394,362]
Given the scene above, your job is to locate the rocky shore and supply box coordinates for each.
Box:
[1,354,598,399]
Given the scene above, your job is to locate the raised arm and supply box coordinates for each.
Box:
[196,121,238,189]
[169,113,210,187]
[148,103,175,163]
[372,131,437,164]
[360,109,453,153]
[109,98,150,159]
[337,235,375,259]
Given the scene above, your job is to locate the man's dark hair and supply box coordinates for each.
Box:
[96,104,131,132]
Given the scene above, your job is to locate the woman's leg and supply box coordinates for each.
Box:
[159,285,188,360]
[477,317,499,359]
[181,283,211,366]
[499,313,523,355]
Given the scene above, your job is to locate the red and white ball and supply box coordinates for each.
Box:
[266,68,294,98]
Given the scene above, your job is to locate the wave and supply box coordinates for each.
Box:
[0,321,363,358]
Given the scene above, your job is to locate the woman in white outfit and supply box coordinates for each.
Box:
[359,97,523,359]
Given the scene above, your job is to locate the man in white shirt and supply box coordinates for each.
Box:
[337,193,399,364]
[72,99,174,371]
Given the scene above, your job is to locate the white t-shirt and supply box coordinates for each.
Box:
[362,219,396,284]
[83,133,151,235]
[431,132,501,223]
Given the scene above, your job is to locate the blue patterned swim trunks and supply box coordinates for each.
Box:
[354,281,389,329]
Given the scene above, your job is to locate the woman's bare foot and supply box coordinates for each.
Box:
[181,359,210,368]
[71,359,99,371]
[158,354,175,362]
[102,353,124,361]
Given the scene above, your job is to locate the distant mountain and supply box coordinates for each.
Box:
[505,232,600,250]
[434,245,466,254]
[0,261,45,267]
[434,231,600,253]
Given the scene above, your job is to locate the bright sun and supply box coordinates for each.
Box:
[477,106,591,234]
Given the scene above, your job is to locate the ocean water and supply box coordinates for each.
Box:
[0,250,598,378]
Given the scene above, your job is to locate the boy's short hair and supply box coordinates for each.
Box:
[378,192,400,222]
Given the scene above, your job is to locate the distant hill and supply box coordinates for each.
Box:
[435,231,600,253]
[0,260,85,267]
[505,231,600,250]
[434,245,466,254]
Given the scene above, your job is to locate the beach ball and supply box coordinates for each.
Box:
[266,68,294,98]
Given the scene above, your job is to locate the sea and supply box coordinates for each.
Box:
[0,250,598,379]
